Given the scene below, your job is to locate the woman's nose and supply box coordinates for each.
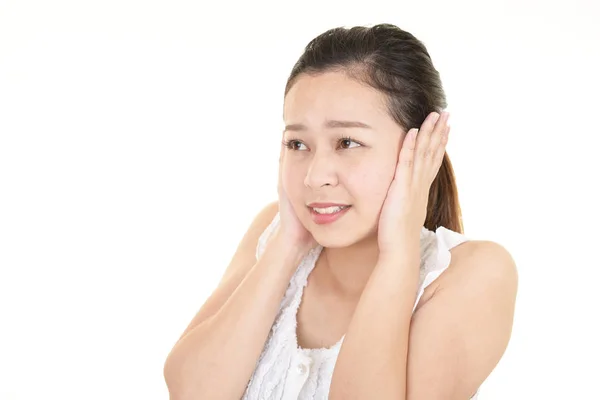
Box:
[303,153,338,189]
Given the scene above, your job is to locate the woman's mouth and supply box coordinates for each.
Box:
[308,205,352,224]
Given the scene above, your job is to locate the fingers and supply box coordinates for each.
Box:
[415,112,441,158]
[427,112,449,155]
[412,111,450,179]
[396,128,418,187]
[433,124,450,168]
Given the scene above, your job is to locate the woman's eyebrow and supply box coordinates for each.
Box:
[284,120,373,133]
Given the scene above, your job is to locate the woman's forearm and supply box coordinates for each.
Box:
[164,234,306,400]
[329,234,421,399]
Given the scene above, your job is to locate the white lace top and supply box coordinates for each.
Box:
[242,212,480,399]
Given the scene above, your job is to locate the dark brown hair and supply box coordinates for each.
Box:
[283,23,464,233]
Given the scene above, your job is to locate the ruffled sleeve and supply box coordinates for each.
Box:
[413,226,470,312]
[255,211,281,261]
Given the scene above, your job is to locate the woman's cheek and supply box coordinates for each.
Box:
[361,158,395,191]
[371,175,393,206]
[281,173,297,205]
[348,170,388,209]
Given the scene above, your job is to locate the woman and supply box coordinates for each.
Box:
[164,23,518,400]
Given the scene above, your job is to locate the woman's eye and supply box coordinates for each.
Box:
[285,140,307,151]
[284,138,360,151]
[339,138,361,149]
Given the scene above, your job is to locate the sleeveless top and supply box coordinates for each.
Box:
[242,212,480,400]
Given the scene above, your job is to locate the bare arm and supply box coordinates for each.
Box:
[170,202,279,348]
[330,240,518,400]
[163,205,306,400]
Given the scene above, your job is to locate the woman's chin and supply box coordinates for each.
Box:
[314,237,350,248]
[311,229,369,249]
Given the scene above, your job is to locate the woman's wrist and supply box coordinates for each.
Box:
[265,230,310,267]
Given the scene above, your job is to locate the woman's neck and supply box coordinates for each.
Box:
[318,235,381,299]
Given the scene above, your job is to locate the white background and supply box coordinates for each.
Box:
[1,0,599,399]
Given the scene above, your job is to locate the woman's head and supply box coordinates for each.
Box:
[281,23,463,248]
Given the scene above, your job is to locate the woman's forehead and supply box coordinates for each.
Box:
[283,73,389,127]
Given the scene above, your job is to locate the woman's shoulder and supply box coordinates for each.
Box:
[429,229,517,298]
[415,225,515,310]
[217,201,279,286]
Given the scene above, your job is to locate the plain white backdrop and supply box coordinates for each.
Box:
[1,0,599,398]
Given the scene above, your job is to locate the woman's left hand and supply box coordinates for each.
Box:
[377,111,451,256]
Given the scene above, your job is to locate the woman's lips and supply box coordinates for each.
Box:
[308,205,352,225]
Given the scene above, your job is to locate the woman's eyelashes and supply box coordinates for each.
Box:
[338,136,362,149]
[282,138,307,151]
[282,136,364,151]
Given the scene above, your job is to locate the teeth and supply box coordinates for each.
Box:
[312,206,348,214]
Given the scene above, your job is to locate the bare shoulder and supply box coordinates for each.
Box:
[217,200,280,285]
[407,240,519,397]
[417,240,518,310]
[437,240,519,298]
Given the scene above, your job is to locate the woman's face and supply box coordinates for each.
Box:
[282,71,408,248]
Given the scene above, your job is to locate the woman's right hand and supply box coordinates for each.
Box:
[273,145,317,255]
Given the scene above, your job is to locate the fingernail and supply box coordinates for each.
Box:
[432,112,441,123]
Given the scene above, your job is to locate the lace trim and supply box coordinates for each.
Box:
[245,211,473,399]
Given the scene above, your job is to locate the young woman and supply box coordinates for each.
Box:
[164,23,518,400]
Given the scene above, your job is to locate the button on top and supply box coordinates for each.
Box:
[297,363,308,374]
